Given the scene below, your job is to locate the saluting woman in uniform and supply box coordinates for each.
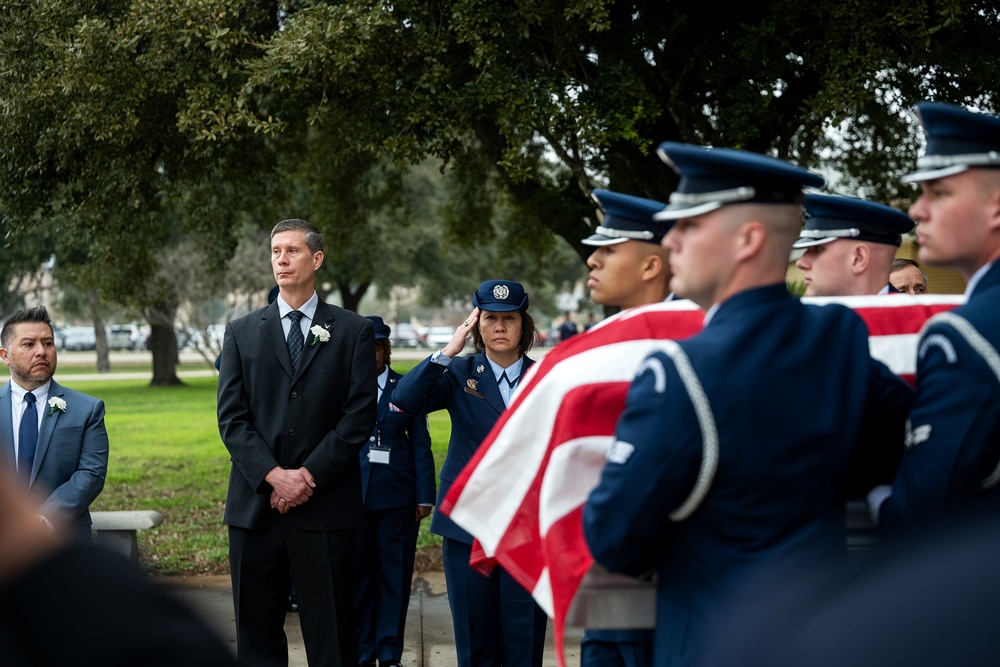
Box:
[391,280,548,667]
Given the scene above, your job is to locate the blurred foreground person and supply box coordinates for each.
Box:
[584,143,913,666]
[0,468,237,666]
[392,280,547,667]
[356,316,435,667]
[700,498,1000,666]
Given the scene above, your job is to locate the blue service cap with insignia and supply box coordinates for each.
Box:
[653,143,825,221]
[793,194,915,249]
[365,316,391,340]
[582,189,670,246]
[902,101,1000,184]
[472,280,529,312]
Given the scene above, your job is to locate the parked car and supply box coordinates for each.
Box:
[61,326,97,351]
[391,322,426,348]
[107,324,143,351]
[425,326,456,348]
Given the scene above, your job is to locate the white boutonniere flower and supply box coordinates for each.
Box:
[48,396,67,416]
[310,325,330,346]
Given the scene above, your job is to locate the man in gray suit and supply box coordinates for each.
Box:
[218,219,377,667]
[0,306,109,541]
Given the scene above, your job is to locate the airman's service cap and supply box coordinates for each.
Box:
[793,194,914,249]
[654,143,825,221]
[582,189,670,246]
[903,101,1000,183]
[365,316,391,340]
[472,280,529,312]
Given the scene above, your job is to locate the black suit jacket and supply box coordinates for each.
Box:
[217,299,376,531]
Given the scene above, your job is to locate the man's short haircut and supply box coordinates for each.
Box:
[891,257,928,282]
[271,219,324,254]
[1,306,54,348]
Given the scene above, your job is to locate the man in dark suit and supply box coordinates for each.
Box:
[218,219,377,667]
[356,316,435,667]
[870,102,1000,531]
[0,306,108,542]
[583,144,913,666]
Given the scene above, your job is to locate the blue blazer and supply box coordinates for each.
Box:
[0,379,109,532]
[391,351,535,543]
[360,367,436,510]
[880,261,1000,530]
[584,285,913,667]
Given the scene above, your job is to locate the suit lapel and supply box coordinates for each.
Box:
[32,380,64,484]
[0,382,15,476]
[295,301,334,380]
[259,302,294,378]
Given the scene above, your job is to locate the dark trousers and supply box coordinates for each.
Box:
[580,632,654,667]
[229,520,356,667]
[356,506,420,664]
[442,537,548,667]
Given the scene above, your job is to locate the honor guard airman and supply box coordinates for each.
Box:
[583,143,913,667]
[871,102,1000,531]
[579,189,673,666]
[794,193,915,296]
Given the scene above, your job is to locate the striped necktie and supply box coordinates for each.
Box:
[287,311,304,372]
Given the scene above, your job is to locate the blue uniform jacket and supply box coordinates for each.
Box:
[880,261,1000,530]
[360,367,436,510]
[391,351,535,544]
[583,284,913,667]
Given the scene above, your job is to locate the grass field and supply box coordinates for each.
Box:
[82,359,451,575]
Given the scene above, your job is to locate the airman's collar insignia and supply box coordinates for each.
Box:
[476,364,485,374]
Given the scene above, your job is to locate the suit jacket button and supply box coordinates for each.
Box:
[289,428,296,436]
[291,391,298,398]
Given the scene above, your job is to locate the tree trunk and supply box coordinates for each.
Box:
[144,301,183,387]
[87,289,111,373]
[337,280,370,313]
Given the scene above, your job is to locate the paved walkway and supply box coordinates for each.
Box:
[159,571,583,666]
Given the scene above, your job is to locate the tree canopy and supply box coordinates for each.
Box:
[2,0,999,335]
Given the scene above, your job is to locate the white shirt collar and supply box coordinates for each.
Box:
[965,262,993,299]
[10,379,51,406]
[276,292,319,321]
[487,356,523,383]
[377,366,389,391]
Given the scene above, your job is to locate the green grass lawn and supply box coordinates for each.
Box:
[83,359,451,575]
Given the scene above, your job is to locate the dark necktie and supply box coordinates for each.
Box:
[499,371,518,408]
[287,311,305,372]
[18,392,38,491]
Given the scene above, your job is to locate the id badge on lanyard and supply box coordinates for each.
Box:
[369,429,391,465]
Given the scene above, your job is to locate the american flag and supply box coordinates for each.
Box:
[439,294,963,666]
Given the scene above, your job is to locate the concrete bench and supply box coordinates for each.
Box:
[91,510,164,563]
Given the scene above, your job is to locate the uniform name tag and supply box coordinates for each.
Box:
[369,448,391,465]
